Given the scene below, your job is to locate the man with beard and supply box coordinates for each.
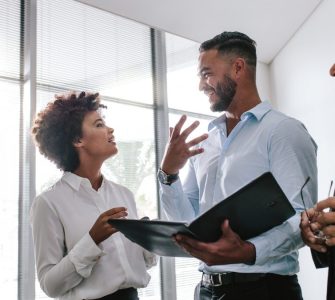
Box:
[157,31,317,300]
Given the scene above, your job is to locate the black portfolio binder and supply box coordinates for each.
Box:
[108,172,296,257]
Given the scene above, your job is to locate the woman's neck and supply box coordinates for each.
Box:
[74,164,103,191]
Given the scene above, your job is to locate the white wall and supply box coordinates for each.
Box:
[270,0,335,298]
[257,61,272,102]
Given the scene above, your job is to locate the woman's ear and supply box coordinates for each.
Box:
[73,137,83,148]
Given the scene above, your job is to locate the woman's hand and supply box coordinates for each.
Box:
[89,207,128,245]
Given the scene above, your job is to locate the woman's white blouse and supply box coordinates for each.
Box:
[30,172,157,300]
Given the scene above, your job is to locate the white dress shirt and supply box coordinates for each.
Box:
[160,102,317,275]
[31,172,157,300]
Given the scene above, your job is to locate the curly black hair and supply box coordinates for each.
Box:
[199,31,257,67]
[31,91,106,172]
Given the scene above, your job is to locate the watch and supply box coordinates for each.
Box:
[157,168,179,185]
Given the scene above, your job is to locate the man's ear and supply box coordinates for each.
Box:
[233,58,245,79]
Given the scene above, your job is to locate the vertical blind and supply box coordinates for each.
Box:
[37,0,153,104]
[0,0,21,79]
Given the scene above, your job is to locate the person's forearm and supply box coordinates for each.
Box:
[36,233,102,297]
[249,214,303,265]
[159,180,197,221]
[38,256,83,298]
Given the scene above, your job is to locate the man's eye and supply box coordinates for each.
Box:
[96,123,104,127]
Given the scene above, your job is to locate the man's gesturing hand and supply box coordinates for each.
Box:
[161,115,208,175]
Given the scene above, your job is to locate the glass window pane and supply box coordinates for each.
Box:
[0,80,20,299]
[37,0,153,104]
[0,1,23,298]
[166,32,216,298]
[35,91,160,299]
[0,0,21,79]
[102,101,158,219]
[168,112,212,298]
[166,33,217,116]
[103,102,160,299]
[175,258,202,299]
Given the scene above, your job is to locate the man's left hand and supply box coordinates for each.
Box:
[174,220,256,266]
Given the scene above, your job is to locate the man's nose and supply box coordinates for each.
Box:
[198,78,206,91]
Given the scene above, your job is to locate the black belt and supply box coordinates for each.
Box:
[201,272,266,287]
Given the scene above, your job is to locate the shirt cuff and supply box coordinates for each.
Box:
[68,232,104,278]
[143,249,158,269]
[248,234,272,266]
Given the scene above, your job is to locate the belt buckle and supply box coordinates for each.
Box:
[210,273,224,287]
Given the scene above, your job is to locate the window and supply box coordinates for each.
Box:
[0,81,20,300]
[2,0,216,299]
[0,0,21,299]
[165,33,217,299]
[36,0,160,299]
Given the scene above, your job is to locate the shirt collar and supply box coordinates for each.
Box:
[208,101,272,131]
[62,172,105,191]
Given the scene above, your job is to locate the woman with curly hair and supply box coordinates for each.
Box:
[30,91,156,300]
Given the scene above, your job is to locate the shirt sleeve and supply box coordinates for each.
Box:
[159,159,199,222]
[142,249,159,269]
[249,117,318,265]
[30,195,103,298]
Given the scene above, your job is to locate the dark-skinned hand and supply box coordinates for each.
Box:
[174,220,255,266]
[161,115,208,174]
[89,207,128,245]
[300,208,328,253]
[314,197,335,247]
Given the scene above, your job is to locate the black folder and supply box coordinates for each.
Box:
[108,172,296,257]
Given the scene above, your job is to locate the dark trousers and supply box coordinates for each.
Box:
[90,287,139,300]
[194,273,303,300]
[312,248,335,300]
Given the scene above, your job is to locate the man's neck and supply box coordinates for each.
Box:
[225,96,261,135]
[226,117,240,136]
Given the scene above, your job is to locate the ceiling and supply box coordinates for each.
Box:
[76,0,323,64]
